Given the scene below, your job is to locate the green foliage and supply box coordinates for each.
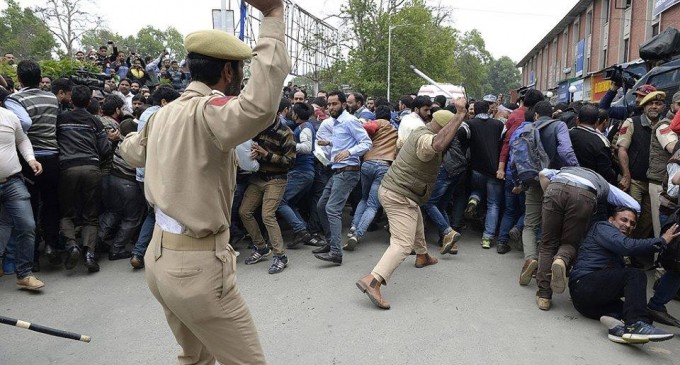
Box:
[39,58,101,79]
[0,58,99,86]
[0,62,17,85]
[79,26,185,60]
[484,56,521,97]
[0,0,57,60]
[453,30,491,99]
[338,0,459,99]
[327,0,521,101]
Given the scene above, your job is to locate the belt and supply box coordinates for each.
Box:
[155,225,226,251]
[255,172,287,181]
[551,179,597,195]
[334,165,361,173]
[0,173,21,184]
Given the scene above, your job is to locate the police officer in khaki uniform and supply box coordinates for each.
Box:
[120,1,290,363]
[356,102,467,310]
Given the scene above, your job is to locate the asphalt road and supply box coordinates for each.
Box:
[1,224,679,365]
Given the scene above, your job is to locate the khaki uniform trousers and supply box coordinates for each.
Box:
[239,176,287,256]
[145,225,265,365]
[629,179,653,239]
[372,186,428,284]
[648,182,663,237]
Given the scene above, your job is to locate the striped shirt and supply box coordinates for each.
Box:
[252,119,296,174]
[6,88,59,154]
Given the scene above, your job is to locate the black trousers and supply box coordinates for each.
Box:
[20,154,60,253]
[570,267,650,325]
[99,175,146,252]
[59,165,101,250]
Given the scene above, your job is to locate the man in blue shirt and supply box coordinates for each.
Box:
[570,208,678,344]
[313,91,372,264]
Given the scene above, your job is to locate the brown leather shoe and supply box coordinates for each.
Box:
[415,253,438,268]
[356,274,390,309]
[519,258,538,286]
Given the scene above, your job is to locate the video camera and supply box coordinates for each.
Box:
[603,65,638,90]
[68,69,112,89]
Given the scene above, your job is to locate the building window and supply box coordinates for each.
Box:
[603,0,610,23]
[602,48,608,68]
[652,23,660,36]
[623,38,629,63]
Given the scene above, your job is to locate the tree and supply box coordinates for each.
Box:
[0,0,56,60]
[337,0,459,99]
[34,0,102,57]
[484,56,521,97]
[453,29,492,99]
[80,29,126,53]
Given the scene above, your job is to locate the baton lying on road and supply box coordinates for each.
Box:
[0,315,91,343]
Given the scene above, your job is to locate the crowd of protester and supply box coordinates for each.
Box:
[2,43,680,346]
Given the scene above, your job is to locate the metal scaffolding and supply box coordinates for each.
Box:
[226,0,341,91]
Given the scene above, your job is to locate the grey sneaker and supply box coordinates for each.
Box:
[600,316,627,344]
[244,247,271,265]
[344,236,358,251]
[268,255,289,274]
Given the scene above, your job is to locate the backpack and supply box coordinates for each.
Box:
[510,120,556,186]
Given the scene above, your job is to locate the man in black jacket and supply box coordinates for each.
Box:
[570,104,616,184]
[57,85,113,273]
[570,207,679,344]
[465,101,504,249]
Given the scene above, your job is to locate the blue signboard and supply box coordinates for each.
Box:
[558,81,570,103]
[654,0,680,17]
[575,39,585,77]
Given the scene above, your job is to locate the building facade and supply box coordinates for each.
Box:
[517,0,680,103]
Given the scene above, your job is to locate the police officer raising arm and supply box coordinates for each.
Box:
[120,1,289,363]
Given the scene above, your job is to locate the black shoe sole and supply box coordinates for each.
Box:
[314,253,342,265]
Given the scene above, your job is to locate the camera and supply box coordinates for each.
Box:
[68,69,112,89]
[603,65,638,90]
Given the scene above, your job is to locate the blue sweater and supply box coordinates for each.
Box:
[570,221,664,282]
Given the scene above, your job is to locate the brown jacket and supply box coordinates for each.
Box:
[120,18,291,238]
[363,119,397,162]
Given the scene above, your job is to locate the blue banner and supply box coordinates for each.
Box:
[654,0,680,17]
[558,81,570,103]
[575,39,585,77]
[239,1,247,41]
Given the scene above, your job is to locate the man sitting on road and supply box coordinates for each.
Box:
[570,208,678,344]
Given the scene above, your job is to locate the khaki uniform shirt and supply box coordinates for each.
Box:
[120,18,291,238]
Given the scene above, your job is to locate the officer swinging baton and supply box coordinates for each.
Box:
[0,315,91,343]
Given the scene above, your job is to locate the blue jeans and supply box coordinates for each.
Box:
[649,271,680,311]
[132,182,155,257]
[498,177,525,244]
[470,170,504,240]
[317,170,360,256]
[308,166,332,235]
[0,176,36,278]
[277,170,315,233]
[229,174,250,238]
[351,161,389,237]
[423,167,460,236]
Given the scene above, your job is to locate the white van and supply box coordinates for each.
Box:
[417,83,466,104]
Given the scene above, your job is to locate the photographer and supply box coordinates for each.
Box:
[600,82,656,121]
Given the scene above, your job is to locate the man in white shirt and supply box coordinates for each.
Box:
[0,107,44,291]
[397,96,432,149]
